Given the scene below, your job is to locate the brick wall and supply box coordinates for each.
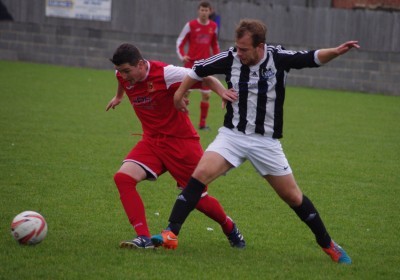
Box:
[0,21,178,68]
[0,0,399,96]
[333,0,400,10]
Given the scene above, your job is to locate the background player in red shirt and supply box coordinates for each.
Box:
[106,43,244,249]
[176,1,220,130]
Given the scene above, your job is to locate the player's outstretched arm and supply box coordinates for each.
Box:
[106,84,124,111]
[317,41,360,64]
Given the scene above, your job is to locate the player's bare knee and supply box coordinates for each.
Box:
[282,191,303,207]
[201,92,211,102]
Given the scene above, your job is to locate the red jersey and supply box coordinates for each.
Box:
[116,60,200,139]
[176,19,220,67]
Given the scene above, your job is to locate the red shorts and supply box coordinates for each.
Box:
[123,135,207,190]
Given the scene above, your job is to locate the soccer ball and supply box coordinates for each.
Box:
[11,211,48,245]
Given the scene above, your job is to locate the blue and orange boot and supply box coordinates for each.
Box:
[322,240,352,264]
[151,230,178,250]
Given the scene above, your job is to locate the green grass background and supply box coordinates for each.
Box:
[0,60,399,279]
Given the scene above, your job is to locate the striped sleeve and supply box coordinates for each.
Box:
[192,48,234,77]
[271,45,319,71]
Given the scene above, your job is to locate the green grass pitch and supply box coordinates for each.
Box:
[0,60,399,279]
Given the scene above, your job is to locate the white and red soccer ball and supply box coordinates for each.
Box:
[11,211,48,245]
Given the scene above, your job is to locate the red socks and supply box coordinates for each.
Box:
[196,194,234,235]
[113,172,150,237]
[114,172,234,237]
[199,101,209,128]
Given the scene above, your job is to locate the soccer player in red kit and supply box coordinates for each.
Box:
[106,43,245,249]
[176,1,220,130]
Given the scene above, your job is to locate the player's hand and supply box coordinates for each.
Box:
[336,41,360,55]
[177,99,189,113]
[106,96,122,111]
[183,55,191,63]
[184,97,190,106]
[317,41,360,64]
[174,94,189,113]
[220,88,238,109]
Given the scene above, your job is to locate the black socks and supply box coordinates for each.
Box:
[167,184,332,248]
[291,195,331,248]
[167,177,206,235]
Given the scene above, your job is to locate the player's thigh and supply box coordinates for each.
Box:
[264,173,303,207]
[118,161,147,182]
[192,151,233,185]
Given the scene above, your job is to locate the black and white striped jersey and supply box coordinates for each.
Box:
[189,45,321,138]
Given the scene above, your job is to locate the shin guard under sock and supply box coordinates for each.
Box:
[291,195,331,248]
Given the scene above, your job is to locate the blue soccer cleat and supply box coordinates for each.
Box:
[227,223,246,248]
[322,240,352,264]
[119,236,154,249]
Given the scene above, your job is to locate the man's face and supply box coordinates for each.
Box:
[235,32,264,66]
[115,61,144,85]
[198,6,211,22]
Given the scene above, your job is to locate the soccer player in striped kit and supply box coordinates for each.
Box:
[106,43,244,249]
[153,19,359,264]
[176,1,220,130]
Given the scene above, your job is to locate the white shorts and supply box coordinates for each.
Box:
[205,127,292,176]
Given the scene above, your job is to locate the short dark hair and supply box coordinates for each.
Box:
[235,19,267,48]
[110,43,143,66]
[198,1,212,9]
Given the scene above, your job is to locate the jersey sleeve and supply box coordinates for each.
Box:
[164,65,189,89]
[192,48,234,77]
[272,45,319,71]
[164,65,203,90]
[176,22,190,61]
